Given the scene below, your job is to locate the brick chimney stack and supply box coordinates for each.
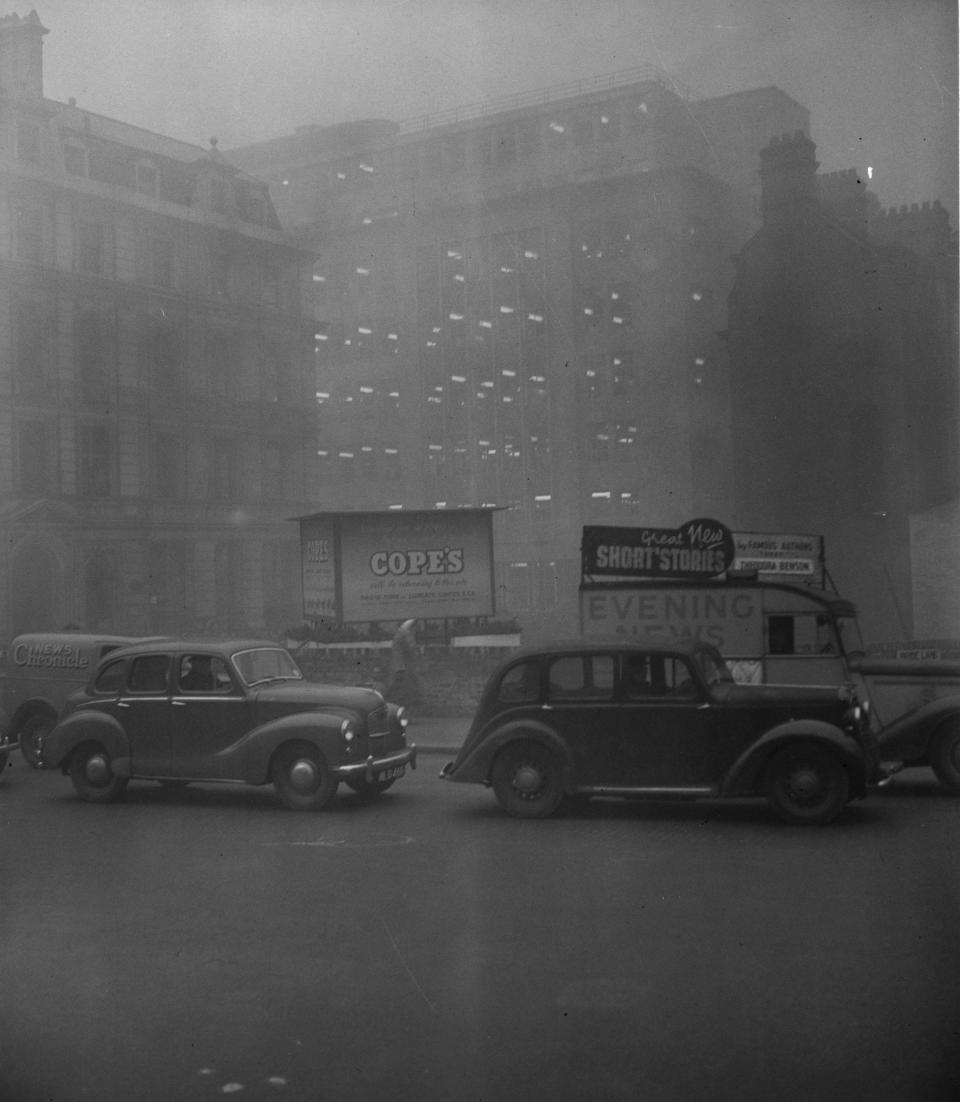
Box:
[0,10,48,100]
[759,131,819,226]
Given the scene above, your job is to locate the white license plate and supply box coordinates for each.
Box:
[379,765,405,782]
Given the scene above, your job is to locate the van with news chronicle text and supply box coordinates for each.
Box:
[0,633,147,767]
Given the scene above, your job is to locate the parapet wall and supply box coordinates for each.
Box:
[871,199,952,258]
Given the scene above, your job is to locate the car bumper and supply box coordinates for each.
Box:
[334,745,417,783]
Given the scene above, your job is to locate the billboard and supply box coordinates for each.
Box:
[298,509,497,623]
[732,531,824,585]
[581,519,736,580]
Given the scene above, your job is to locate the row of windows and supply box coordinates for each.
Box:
[308,91,668,189]
[11,304,303,405]
[12,203,285,306]
[77,538,300,637]
[13,422,304,503]
[17,121,272,225]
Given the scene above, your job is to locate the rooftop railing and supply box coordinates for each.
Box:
[398,63,688,134]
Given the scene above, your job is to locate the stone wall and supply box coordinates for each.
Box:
[300,645,512,716]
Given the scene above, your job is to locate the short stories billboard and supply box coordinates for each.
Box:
[298,509,496,623]
[582,519,736,580]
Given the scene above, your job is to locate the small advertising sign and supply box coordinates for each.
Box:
[581,518,736,580]
[732,531,824,586]
[300,518,337,620]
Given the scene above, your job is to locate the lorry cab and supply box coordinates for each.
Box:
[580,576,859,687]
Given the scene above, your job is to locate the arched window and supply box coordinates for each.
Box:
[75,311,113,396]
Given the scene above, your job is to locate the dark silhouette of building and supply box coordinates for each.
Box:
[0,11,319,636]
[725,131,958,642]
[230,73,810,634]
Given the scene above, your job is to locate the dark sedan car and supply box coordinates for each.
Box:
[441,639,880,824]
[39,639,416,810]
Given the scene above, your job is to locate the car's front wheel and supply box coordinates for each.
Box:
[491,739,564,819]
[20,713,54,769]
[272,743,337,811]
[765,742,849,825]
[69,744,129,803]
[930,720,960,794]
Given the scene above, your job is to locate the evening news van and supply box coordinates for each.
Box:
[580,576,960,793]
[0,633,147,767]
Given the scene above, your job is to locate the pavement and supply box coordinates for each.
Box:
[406,714,471,756]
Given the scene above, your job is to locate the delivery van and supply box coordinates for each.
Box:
[0,633,147,767]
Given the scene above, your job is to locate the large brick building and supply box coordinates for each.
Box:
[726,132,959,641]
[0,11,318,636]
[230,71,810,634]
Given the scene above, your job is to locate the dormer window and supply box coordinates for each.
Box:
[63,144,87,176]
[211,177,228,214]
[136,161,158,197]
[16,123,40,163]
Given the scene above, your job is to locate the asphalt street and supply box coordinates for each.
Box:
[1,749,958,1102]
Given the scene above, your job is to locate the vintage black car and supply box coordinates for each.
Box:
[440,639,880,824]
[39,639,416,810]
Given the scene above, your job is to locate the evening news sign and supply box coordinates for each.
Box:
[298,509,496,623]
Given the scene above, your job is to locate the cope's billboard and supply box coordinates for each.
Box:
[299,510,496,623]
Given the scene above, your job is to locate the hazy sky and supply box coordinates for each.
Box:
[28,0,959,219]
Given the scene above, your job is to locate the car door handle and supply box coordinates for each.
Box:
[172,700,187,707]
[118,701,131,708]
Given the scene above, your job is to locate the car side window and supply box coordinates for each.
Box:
[178,655,232,694]
[664,657,699,699]
[548,655,615,700]
[127,654,170,694]
[94,659,127,695]
[622,655,659,699]
[497,660,540,704]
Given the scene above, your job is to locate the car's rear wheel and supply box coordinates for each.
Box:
[69,744,129,804]
[272,743,337,811]
[765,742,849,825]
[930,720,960,794]
[491,739,564,819]
[20,714,54,769]
[346,776,396,798]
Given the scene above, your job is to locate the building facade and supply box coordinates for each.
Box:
[0,12,319,637]
[725,132,959,642]
[230,71,809,635]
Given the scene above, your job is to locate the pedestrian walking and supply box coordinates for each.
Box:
[386,619,424,707]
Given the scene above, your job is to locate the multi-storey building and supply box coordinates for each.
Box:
[0,11,318,636]
[726,132,959,641]
[230,70,809,634]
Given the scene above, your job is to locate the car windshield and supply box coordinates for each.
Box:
[231,647,303,687]
[693,648,735,686]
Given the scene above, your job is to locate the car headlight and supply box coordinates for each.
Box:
[341,719,356,742]
[396,706,408,730]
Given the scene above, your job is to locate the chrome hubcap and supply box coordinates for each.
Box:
[85,754,111,786]
[289,758,319,793]
[788,765,823,801]
[513,763,543,796]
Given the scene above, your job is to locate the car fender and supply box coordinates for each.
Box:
[720,719,866,798]
[241,711,349,783]
[452,717,574,787]
[42,710,131,774]
[876,696,960,764]
[10,698,59,736]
